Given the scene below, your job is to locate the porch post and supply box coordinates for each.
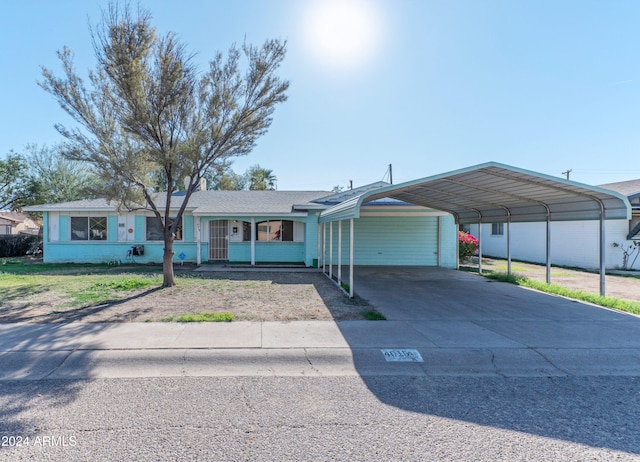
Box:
[251,217,256,266]
[329,221,333,279]
[195,218,201,266]
[349,218,354,298]
[338,220,342,285]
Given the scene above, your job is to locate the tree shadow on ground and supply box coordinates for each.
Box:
[0,322,105,446]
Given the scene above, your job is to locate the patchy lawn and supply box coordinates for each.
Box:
[0,258,373,323]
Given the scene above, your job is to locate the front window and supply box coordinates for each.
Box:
[256,220,294,242]
[70,217,107,240]
[146,216,183,241]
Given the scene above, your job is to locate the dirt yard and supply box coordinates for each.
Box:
[0,268,372,323]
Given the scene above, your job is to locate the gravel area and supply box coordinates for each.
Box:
[465,257,640,303]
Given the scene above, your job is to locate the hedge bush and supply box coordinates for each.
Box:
[0,235,41,257]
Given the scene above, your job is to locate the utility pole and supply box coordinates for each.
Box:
[389,164,393,184]
[349,180,353,190]
[562,169,572,180]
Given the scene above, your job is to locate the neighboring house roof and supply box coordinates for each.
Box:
[0,212,33,223]
[599,179,640,203]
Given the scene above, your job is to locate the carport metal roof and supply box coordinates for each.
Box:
[319,162,631,225]
[318,162,632,298]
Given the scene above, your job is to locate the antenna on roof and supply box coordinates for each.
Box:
[382,164,393,184]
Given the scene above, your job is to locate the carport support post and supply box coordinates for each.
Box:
[349,218,354,298]
[478,220,483,274]
[506,217,511,275]
[338,220,342,285]
[599,213,606,296]
[251,217,256,266]
[546,214,551,285]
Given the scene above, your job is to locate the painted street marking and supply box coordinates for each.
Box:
[381,349,424,362]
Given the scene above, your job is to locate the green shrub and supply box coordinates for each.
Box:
[0,235,41,258]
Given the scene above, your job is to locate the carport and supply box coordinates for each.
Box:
[319,162,631,297]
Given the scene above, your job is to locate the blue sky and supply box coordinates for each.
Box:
[2,0,640,190]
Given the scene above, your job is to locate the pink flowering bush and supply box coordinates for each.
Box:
[458,231,479,261]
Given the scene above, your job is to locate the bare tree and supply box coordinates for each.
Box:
[39,3,288,286]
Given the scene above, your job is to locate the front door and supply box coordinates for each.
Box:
[209,220,229,261]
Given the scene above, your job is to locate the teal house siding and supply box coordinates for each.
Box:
[42,242,199,264]
[255,242,305,262]
[59,214,69,241]
[325,215,439,266]
[107,216,118,242]
[227,242,305,263]
[228,243,251,262]
[134,215,145,242]
[183,215,194,242]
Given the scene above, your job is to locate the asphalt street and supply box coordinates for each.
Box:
[1,375,639,461]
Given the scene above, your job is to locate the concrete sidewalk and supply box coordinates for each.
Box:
[2,320,640,380]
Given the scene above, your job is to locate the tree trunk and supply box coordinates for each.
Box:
[162,237,175,287]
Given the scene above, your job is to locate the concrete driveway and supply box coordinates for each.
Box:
[347,266,640,375]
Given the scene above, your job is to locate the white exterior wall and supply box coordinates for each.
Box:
[469,219,634,270]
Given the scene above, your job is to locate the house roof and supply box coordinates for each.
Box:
[189,190,332,215]
[320,162,632,225]
[23,190,334,215]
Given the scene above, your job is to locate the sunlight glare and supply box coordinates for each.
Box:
[302,0,382,72]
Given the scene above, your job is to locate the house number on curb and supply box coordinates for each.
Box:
[381,349,424,362]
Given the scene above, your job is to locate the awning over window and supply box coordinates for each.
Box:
[320,162,631,225]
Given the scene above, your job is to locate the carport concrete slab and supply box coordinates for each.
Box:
[352,266,632,322]
[536,349,640,376]
[476,320,640,348]
[336,321,438,348]
[410,321,524,348]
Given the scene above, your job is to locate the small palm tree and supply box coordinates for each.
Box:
[246,165,277,190]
